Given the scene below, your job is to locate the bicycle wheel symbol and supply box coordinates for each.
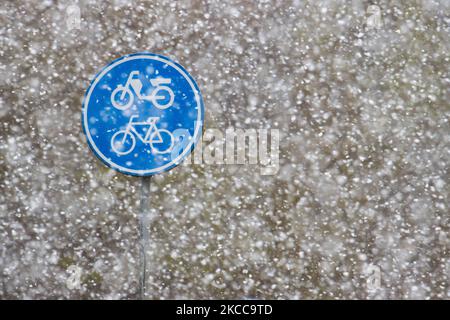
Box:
[150,129,174,154]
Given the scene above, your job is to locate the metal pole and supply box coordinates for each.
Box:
[139,176,152,299]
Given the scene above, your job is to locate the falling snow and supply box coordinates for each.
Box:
[0,0,449,299]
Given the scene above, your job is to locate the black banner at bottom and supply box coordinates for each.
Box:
[0,299,441,318]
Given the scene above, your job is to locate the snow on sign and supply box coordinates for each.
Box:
[82,53,204,176]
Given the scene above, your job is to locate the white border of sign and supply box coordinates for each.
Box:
[83,54,203,176]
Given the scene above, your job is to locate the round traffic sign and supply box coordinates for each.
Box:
[82,53,204,176]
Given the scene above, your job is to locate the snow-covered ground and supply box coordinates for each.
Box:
[0,0,449,299]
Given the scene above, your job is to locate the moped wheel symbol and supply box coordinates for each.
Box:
[151,86,175,110]
[111,85,134,110]
[111,130,136,155]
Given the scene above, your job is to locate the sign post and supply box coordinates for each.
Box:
[81,52,205,298]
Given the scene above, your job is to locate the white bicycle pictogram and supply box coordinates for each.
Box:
[111,115,174,155]
[111,70,175,110]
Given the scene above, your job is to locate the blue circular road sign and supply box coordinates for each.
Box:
[82,53,204,176]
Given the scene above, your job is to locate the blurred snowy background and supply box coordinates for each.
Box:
[0,0,449,299]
